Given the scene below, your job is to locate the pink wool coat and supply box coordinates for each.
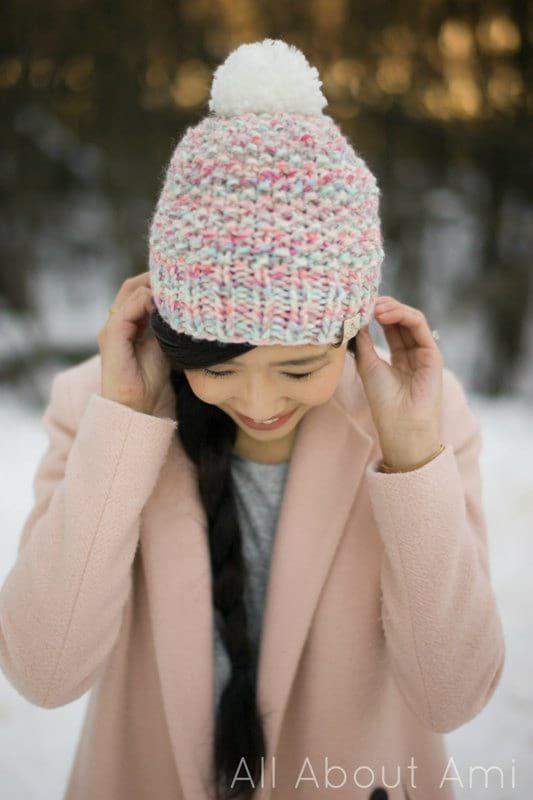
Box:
[0,347,505,800]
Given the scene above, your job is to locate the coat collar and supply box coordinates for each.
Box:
[141,350,380,800]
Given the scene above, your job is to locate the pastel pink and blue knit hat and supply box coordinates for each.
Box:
[149,38,385,347]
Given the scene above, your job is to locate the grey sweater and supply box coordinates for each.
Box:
[213,448,290,712]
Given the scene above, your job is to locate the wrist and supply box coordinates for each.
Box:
[379,435,442,472]
[124,403,155,416]
[101,394,153,416]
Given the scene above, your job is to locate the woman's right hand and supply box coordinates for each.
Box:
[97,271,171,416]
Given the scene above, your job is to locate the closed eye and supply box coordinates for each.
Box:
[199,368,314,381]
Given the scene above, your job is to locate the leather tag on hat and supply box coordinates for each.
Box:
[337,314,360,346]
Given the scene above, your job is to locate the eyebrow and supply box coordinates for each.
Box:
[223,348,331,368]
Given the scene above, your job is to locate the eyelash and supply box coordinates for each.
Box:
[199,368,314,381]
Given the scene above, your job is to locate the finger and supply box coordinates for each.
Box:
[380,322,419,371]
[107,286,155,335]
[353,324,381,375]
[374,297,440,368]
[381,317,417,354]
[373,310,407,352]
[113,271,152,310]
[374,298,416,351]
[374,300,437,351]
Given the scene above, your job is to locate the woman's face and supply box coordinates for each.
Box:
[184,341,349,442]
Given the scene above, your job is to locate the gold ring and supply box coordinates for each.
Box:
[108,307,118,315]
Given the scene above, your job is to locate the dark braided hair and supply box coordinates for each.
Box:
[150,307,358,799]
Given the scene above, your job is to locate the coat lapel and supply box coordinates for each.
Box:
[141,354,377,800]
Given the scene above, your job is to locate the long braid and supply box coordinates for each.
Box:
[151,310,267,800]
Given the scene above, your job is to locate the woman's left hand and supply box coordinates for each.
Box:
[354,295,443,470]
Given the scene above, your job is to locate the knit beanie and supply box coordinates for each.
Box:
[148,38,384,347]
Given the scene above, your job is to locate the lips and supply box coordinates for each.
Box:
[236,408,296,430]
[243,414,281,423]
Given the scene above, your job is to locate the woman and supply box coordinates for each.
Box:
[0,39,504,800]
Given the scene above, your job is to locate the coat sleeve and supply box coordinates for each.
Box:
[364,367,506,734]
[0,367,177,708]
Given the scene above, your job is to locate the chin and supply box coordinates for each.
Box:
[243,425,293,439]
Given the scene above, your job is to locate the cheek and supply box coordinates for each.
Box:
[303,372,340,406]
[292,362,345,407]
[185,374,228,404]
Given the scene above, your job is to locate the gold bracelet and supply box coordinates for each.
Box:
[379,442,445,473]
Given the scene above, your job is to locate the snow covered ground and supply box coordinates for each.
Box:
[0,383,531,799]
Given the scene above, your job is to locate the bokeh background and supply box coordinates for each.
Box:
[1,1,532,798]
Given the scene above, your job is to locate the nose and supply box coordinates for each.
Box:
[237,377,285,420]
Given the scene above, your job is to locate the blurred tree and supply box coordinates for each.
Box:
[0,0,531,393]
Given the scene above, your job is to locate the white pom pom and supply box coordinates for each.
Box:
[208,38,328,117]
